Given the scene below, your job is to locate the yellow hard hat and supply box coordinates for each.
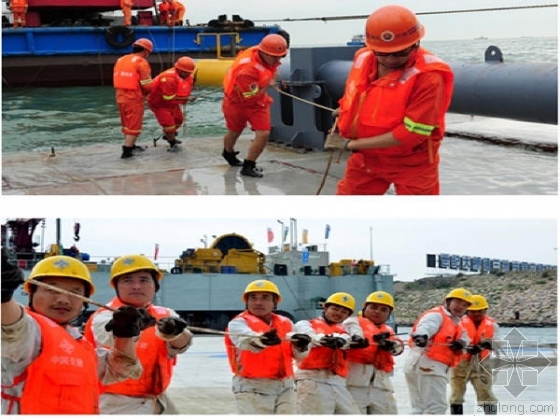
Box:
[325,292,355,314]
[242,279,281,303]
[109,254,162,288]
[445,288,473,304]
[468,295,489,310]
[364,291,394,310]
[25,256,95,296]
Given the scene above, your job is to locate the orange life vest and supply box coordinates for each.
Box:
[337,47,453,161]
[346,317,396,373]
[225,311,294,379]
[460,315,496,362]
[409,306,464,367]
[84,297,175,397]
[4,309,100,414]
[222,46,278,103]
[113,54,151,91]
[297,317,348,377]
[148,68,194,106]
[10,0,27,8]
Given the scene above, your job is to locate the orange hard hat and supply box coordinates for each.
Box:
[133,38,153,53]
[365,5,425,53]
[258,34,288,57]
[175,56,196,73]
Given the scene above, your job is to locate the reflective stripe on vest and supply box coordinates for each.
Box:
[223,47,277,99]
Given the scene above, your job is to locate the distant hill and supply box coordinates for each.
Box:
[393,270,557,327]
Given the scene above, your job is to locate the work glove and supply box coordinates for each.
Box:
[105,306,156,338]
[378,339,398,352]
[449,339,466,351]
[291,333,312,351]
[1,247,25,303]
[349,335,369,349]
[319,335,347,349]
[372,332,391,343]
[324,132,349,152]
[259,329,282,346]
[479,339,493,350]
[412,334,428,348]
[466,345,482,355]
[156,316,188,341]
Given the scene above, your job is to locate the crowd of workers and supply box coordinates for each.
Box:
[1,246,501,415]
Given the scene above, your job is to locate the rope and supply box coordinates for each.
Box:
[316,117,338,195]
[272,84,335,112]
[252,4,557,22]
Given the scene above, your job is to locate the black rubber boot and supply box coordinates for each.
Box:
[163,135,182,145]
[167,140,180,152]
[483,404,498,415]
[222,149,243,166]
[121,145,134,159]
[240,159,263,178]
[450,404,463,415]
[132,144,146,152]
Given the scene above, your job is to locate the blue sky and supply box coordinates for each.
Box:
[188,0,558,45]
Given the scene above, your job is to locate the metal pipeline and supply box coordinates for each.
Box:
[310,48,557,125]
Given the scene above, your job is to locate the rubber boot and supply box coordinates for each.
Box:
[163,134,182,145]
[132,144,146,152]
[222,149,243,166]
[121,145,134,159]
[450,404,463,415]
[240,159,263,178]
[483,404,498,415]
[167,140,180,152]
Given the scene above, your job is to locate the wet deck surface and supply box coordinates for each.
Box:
[2,122,557,195]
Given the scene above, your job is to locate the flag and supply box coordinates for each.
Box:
[267,227,274,243]
[283,226,289,242]
[302,229,308,244]
[325,224,331,239]
[154,243,159,260]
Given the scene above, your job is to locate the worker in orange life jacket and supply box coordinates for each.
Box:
[405,288,472,414]
[113,38,154,158]
[225,279,311,414]
[169,0,185,26]
[449,295,500,415]
[324,5,454,195]
[1,251,145,415]
[292,292,361,414]
[148,56,196,152]
[221,33,288,178]
[120,0,134,25]
[8,0,28,28]
[343,291,404,414]
[84,254,193,414]
[158,0,171,25]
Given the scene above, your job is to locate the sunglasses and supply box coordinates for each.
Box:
[374,46,415,57]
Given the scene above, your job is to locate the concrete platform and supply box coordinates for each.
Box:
[2,131,557,195]
[167,335,557,415]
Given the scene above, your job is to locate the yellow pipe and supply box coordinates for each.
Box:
[194,59,234,88]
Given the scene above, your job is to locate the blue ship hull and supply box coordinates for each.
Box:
[2,25,286,87]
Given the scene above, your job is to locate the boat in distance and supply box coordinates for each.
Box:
[1,0,289,87]
[3,219,395,331]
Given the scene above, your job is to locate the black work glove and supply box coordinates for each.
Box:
[413,334,428,348]
[1,247,25,303]
[291,333,311,351]
[372,332,391,343]
[449,340,466,351]
[466,345,482,355]
[105,306,156,338]
[157,317,188,340]
[260,329,282,346]
[378,339,397,352]
[320,335,346,349]
[479,340,493,350]
[349,335,369,349]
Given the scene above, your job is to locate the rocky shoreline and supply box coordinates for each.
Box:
[393,270,557,327]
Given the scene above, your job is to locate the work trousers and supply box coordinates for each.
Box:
[232,376,295,414]
[450,359,497,405]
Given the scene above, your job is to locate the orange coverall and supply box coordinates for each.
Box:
[120,0,134,26]
[10,0,28,28]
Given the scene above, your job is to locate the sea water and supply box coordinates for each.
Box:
[1,36,557,153]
